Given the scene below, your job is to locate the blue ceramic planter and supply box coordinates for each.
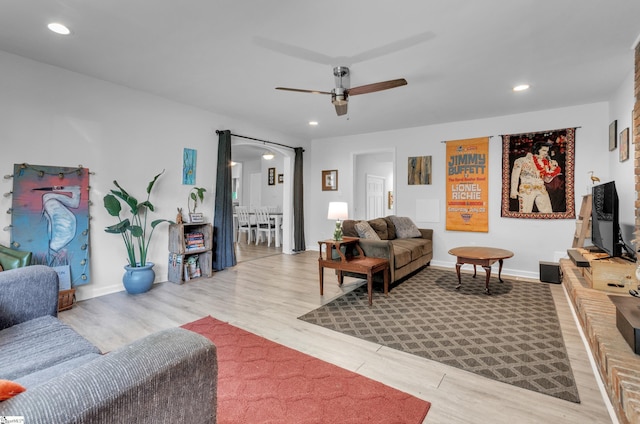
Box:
[122,262,155,294]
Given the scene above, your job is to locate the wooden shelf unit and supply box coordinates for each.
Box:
[572,194,592,248]
[167,223,213,284]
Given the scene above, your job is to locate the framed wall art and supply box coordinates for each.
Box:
[501,127,576,220]
[620,127,629,162]
[407,156,432,185]
[183,148,197,185]
[322,170,338,191]
[268,167,276,185]
[609,120,617,151]
[278,173,284,184]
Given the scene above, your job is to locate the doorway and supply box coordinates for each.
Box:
[366,174,385,219]
[353,150,395,220]
[230,140,294,260]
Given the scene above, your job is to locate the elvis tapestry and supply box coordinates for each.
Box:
[11,164,91,287]
[501,128,576,219]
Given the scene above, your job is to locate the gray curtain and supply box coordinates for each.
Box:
[213,130,236,270]
[293,147,306,251]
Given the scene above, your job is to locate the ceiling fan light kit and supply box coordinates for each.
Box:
[276,66,407,116]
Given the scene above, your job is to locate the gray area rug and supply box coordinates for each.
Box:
[298,267,580,403]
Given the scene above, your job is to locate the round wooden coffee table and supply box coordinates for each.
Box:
[448,246,514,295]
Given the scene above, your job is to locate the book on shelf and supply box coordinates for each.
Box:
[184,232,205,250]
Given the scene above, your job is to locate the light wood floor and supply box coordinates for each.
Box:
[59,245,613,424]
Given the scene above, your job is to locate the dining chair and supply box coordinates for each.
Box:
[255,207,276,246]
[236,206,256,244]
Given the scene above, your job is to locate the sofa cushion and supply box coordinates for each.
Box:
[390,216,421,238]
[392,245,413,268]
[368,218,389,240]
[0,315,100,381]
[355,221,380,240]
[16,352,101,389]
[392,238,432,262]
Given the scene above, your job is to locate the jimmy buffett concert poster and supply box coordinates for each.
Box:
[446,137,489,232]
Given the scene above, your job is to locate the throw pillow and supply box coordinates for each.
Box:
[383,216,397,240]
[355,221,381,240]
[368,218,388,239]
[0,379,26,401]
[389,216,421,238]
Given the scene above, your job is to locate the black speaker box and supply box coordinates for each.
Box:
[539,261,562,284]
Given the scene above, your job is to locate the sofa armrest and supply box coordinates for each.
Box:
[418,228,433,240]
[0,327,217,424]
[0,265,59,330]
[357,239,396,271]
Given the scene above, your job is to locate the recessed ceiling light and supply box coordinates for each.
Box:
[513,84,530,92]
[309,121,318,126]
[48,22,71,35]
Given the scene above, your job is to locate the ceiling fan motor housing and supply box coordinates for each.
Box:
[332,87,348,105]
[333,66,350,89]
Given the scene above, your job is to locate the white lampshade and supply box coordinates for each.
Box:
[327,202,348,221]
[262,151,274,160]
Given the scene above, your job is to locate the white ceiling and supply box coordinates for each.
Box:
[1,1,639,142]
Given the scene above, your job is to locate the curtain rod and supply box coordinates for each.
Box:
[216,130,299,151]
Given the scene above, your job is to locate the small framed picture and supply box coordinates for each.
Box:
[619,127,629,162]
[189,213,204,223]
[268,167,276,186]
[322,170,338,191]
[278,173,284,184]
[609,120,617,151]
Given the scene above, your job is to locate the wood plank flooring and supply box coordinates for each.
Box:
[59,245,613,423]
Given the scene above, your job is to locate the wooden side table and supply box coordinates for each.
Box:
[318,237,389,306]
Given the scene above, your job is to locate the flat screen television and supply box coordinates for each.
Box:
[591,181,623,258]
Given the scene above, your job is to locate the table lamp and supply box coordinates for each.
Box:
[327,202,348,240]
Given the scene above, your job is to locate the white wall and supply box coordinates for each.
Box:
[608,69,636,248]
[0,51,305,300]
[307,102,625,279]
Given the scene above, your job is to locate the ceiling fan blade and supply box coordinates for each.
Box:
[348,78,407,96]
[334,102,348,116]
[275,87,333,95]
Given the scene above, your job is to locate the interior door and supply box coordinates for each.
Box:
[366,174,385,219]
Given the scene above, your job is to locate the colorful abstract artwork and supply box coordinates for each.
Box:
[11,164,91,287]
[183,148,197,184]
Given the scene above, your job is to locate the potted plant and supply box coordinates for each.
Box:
[103,170,173,294]
[187,186,206,222]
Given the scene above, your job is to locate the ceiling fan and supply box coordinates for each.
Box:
[275,66,407,116]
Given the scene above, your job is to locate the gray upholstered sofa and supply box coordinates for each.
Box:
[0,265,217,423]
[341,216,433,284]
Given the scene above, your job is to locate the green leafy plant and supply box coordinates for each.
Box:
[188,187,207,214]
[103,170,173,267]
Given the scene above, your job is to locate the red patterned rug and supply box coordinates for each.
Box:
[182,316,431,424]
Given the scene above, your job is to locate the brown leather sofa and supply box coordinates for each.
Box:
[340,216,433,284]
